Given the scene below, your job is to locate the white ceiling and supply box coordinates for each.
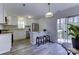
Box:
[4,3,79,18]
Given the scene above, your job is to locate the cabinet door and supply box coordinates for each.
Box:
[0,4,4,23]
[7,16,17,25]
[11,16,17,25]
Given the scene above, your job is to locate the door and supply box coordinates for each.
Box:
[57,16,79,43]
[57,18,68,43]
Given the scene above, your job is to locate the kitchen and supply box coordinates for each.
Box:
[0,3,40,54]
[0,3,57,54]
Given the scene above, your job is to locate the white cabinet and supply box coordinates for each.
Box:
[30,32,47,45]
[0,33,11,54]
[25,19,38,26]
[11,16,17,25]
[0,4,5,23]
[7,16,18,25]
[12,30,26,40]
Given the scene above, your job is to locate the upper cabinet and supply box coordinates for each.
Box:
[0,4,17,25]
[4,16,18,26]
[10,16,18,25]
[0,4,5,23]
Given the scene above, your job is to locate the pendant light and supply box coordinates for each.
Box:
[45,3,53,17]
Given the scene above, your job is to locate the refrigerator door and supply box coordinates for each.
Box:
[32,23,39,32]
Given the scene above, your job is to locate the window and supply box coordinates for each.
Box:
[68,17,74,24]
[57,15,79,43]
[74,16,79,25]
[18,17,26,29]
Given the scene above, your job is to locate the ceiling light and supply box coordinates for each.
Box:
[27,16,32,19]
[45,12,53,17]
[45,3,53,17]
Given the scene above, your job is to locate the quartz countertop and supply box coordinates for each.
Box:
[0,32,13,35]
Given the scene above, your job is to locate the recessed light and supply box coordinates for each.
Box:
[27,16,32,19]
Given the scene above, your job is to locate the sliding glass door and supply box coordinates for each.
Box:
[57,18,69,43]
[57,16,79,43]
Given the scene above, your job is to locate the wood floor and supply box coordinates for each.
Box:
[1,39,69,55]
[12,39,31,52]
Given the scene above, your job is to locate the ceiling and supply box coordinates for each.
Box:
[4,3,79,18]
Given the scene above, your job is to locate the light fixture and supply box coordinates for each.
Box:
[27,16,32,19]
[45,3,53,17]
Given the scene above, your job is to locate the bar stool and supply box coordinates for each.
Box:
[39,36,43,45]
[40,36,44,44]
[43,36,47,44]
[36,36,43,46]
[36,37,40,46]
[46,35,50,42]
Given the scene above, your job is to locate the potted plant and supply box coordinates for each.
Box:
[68,24,79,49]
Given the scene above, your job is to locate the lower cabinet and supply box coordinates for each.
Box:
[0,33,11,54]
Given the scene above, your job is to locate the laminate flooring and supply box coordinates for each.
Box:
[2,39,68,55]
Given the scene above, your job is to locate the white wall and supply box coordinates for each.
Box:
[39,17,57,42]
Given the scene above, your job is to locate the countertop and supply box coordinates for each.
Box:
[0,32,13,35]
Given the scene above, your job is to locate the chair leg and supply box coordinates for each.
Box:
[67,52,70,55]
[38,40,40,46]
[72,53,76,55]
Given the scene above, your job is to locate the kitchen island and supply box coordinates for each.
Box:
[30,32,48,45]
[0,33,12,54]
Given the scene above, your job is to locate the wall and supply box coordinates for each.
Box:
[39,17,57,42]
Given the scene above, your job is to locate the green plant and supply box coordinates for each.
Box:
[68,24,79,39]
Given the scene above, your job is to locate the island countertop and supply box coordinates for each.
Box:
[0,31,13,35]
